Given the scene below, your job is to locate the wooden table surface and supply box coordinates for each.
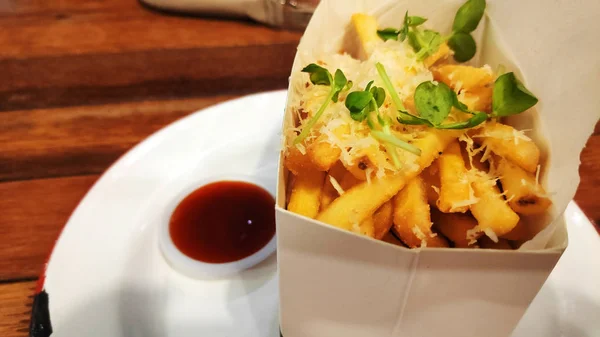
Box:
[0,1,598,336]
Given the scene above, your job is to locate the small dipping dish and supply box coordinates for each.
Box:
[159,176,276,279]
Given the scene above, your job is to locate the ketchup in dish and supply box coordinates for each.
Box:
[169,181,276,263]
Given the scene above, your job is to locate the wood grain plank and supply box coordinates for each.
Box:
[574,134,600,223]
[0,281,36,337]
[0,95,238,181]
[0,13,301,59]
[0,176,98,279]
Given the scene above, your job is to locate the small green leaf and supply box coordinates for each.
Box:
[414,81,454,125]
[370,86,386,107]
[437,112,488,129]
[377,28,400,41]
[332,69,348,102]
[492,72,538,116]
[452,0,486,34]
[399,11,410,41]
[365,80,374,92]
[345,91,372,113]
[414,30,443,61]
[448,32,476,62]
[397,110,433,126]
[408,16,427,26]
[301,64,332,86]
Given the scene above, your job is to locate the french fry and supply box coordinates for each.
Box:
[459,86,493,112]
[500,220,532,241]
[470,176,520,237]
[382,232,406,247]
[353,217,375,238]
[497,158,552,215]
[339,170,362,190]
[342,144,382,181]
[432,65,493,91]
[478,236,513,250]
[438,140,470,213]
[473,122,540,173]
[342,13,379,60]
[373,201,393,240]
[320,161,347,210]
[424,43,451,68]
[308,124,350,171]
[287,170,326,219]
[392,177,449,248]
[421,163,440,206]
[317,130,458,230]
[431,209,479,248]
[284,145,315,175]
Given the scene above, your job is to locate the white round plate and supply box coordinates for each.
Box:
[35,91,600,337]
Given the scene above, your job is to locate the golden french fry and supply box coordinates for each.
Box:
[431,209,479,248]
[432,65,493,91]
[342,144,382,181]
[308,124,350,171]
[478,236,513,250]
[381,232,406,247]
[438,140,470,213]
[320,161,347,211]
[284,145,315,175]
[500,220,532,241]
[342,13,379,60]
[497,158,552,215]
[373,201,393,240]
[460,87,493,112]
[460,141,489,172]
[421,162,441,206]
[353,217,375,238]
[317,130,458,230]
[339,170,362,190]
[287,170,326,219]
[424,43,451,68]
[392,176,449,248]
[470,176,520,237]
[474,122,540,173]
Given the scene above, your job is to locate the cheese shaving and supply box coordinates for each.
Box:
[329,176,345,196]
[295,143,306,155]
[483,228,499,243]
[412,226,428,247]
[466,226,481,245]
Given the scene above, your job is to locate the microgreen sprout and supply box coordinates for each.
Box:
[294,64,351,144]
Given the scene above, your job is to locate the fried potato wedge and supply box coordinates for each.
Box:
[320,161,347,211]
[500,220,532,241]
[342,13,379,60]
[497,158,552,215]
[287,170,326,219]
[373,201,393,240]
[353,217,375,238]
[392,177,449,248]
[308,124,350,171]
[431,209,479,248]
[473,122,540,173]
[424,43,451,68]
[421,162,441,206]
[470,176,520,237]
[284,145,315,176]
[317,130,458,230]
[432,65,493,91]
[459,86,493,112]
[438,140,470,213]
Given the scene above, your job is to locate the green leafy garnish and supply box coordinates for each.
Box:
[452,0,486,34]
[398,80,486,129]
[492,72,538,117]
[294,64,349,144]
[447,32,476,62]
[377,11,428,42]
[447,0,486,62]
[344,76,421,165]
[377,0,485,63]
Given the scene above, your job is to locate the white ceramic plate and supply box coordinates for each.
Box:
[33,91,600,337]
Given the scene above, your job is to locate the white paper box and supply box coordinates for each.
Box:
[276,1,600,336]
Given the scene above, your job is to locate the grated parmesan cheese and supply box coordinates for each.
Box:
[329,176,345,196]
[483,228,499,243]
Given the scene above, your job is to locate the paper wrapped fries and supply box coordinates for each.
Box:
[276,0,599,335]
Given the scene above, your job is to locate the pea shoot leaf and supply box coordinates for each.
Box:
[492,72,538,116]
[452,0,486,33]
